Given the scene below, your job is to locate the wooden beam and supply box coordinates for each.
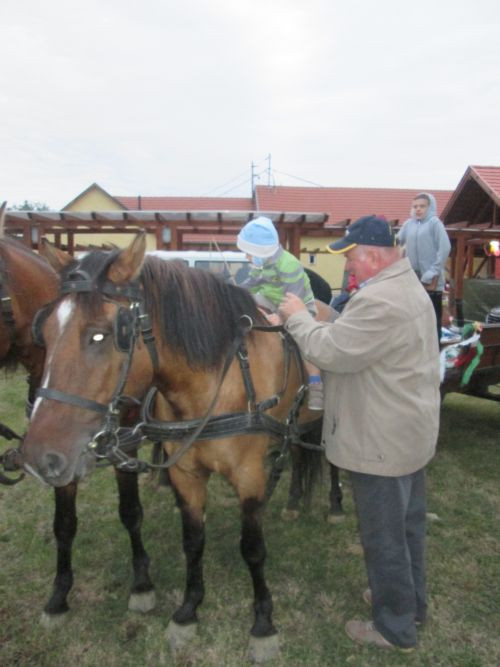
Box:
[472,198,492,225]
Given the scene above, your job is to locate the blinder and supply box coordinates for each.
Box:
[31,304,53,347]
[114,305,136,352]
[32,301,138,353]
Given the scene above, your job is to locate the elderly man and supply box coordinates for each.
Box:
[278,215,440,652]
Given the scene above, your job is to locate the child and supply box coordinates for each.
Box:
[236,216,323,410]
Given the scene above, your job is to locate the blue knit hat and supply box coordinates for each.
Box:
[237,217,279,258]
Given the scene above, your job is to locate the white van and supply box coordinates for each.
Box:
[148,250,250,285]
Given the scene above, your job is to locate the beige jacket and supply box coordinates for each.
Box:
[286,257,440,476]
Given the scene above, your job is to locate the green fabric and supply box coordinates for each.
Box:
[245,248,315,310]
[460,323,484,387]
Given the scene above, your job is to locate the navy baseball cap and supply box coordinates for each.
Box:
[327,215,396,254]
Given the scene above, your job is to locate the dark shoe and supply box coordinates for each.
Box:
[345,620,415,652]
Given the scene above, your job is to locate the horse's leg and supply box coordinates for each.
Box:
[327,463,345,524]
[281,444,302,521]
[115,468,156,613]
[235,462,280,662]
[41,483,77,627]
[166,466,207,651]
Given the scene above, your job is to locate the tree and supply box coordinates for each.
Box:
[10,200,50,211]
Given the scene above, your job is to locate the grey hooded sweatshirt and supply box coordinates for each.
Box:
[397,192,451,291]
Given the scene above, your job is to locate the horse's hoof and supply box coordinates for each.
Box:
[166,619,197,651]
[327,512,345,525]
[281,508,299,521]
[40,610,68,629]
[128,589,156,613]
[247,634,280,663]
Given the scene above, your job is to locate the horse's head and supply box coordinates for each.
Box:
[21,233,155,487]
[0,204,59,385]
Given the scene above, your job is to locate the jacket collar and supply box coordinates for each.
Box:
[362,257,413,288]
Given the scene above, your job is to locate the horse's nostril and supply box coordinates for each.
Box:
[41,451,68,479]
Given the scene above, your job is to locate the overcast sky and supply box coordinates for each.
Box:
[1,0,499,209]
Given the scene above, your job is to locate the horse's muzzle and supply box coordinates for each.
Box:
[24,447,95,487]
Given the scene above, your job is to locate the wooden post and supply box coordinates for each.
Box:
[454,234,466,326]
[290,225,301,258]
[154,225,163,250]
[22,223,31,248]
[467,241,474,278]
[170,223,179,250]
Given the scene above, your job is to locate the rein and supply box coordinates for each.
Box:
[110,317,322,504]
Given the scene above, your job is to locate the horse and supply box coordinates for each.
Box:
[0,210,155,626]
[20,233,320,661]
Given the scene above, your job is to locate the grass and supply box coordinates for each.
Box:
[0,370,499,666]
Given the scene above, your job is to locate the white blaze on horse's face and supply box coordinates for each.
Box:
[31,297,75,418]
[56,298,75,334]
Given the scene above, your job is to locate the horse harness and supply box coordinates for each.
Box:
[3,267,323,495]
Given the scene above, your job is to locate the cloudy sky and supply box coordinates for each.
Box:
[1,0,499,209]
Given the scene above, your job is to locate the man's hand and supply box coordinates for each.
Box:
[278,293,308,322]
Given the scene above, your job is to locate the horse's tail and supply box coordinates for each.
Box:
[288,418,324,511]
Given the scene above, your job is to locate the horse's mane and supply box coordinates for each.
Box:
[64,251,267,370]
[142,258,267,368]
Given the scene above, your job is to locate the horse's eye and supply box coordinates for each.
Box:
[91,333,105,343]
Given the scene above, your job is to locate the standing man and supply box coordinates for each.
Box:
[278,215,440,652]
[398,192,451,341]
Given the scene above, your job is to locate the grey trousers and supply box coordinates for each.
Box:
[350,468,427,648]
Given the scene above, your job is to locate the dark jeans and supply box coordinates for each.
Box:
[350,468,427,648]
[427,290,443,342]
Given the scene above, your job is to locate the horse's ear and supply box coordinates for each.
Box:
[39,238,73,272]
[107,232,146,284]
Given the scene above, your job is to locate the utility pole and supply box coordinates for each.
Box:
[251,161,256,194]
[266,153,272,186]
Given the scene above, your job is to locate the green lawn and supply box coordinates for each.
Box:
[0,371,499,666]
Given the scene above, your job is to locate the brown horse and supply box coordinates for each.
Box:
[21,233,319,660]
[0,213,154,626]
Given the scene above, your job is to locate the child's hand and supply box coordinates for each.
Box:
[265,313,282,326]
[278,293,307,321]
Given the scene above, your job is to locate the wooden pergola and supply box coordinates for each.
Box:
[3,210,328,258]
[441,166,500,323]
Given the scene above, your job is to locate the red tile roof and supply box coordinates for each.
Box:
[441,165,500,225]
[255,185,453,226]
[469,166,500,203]
[116,196,253,211]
